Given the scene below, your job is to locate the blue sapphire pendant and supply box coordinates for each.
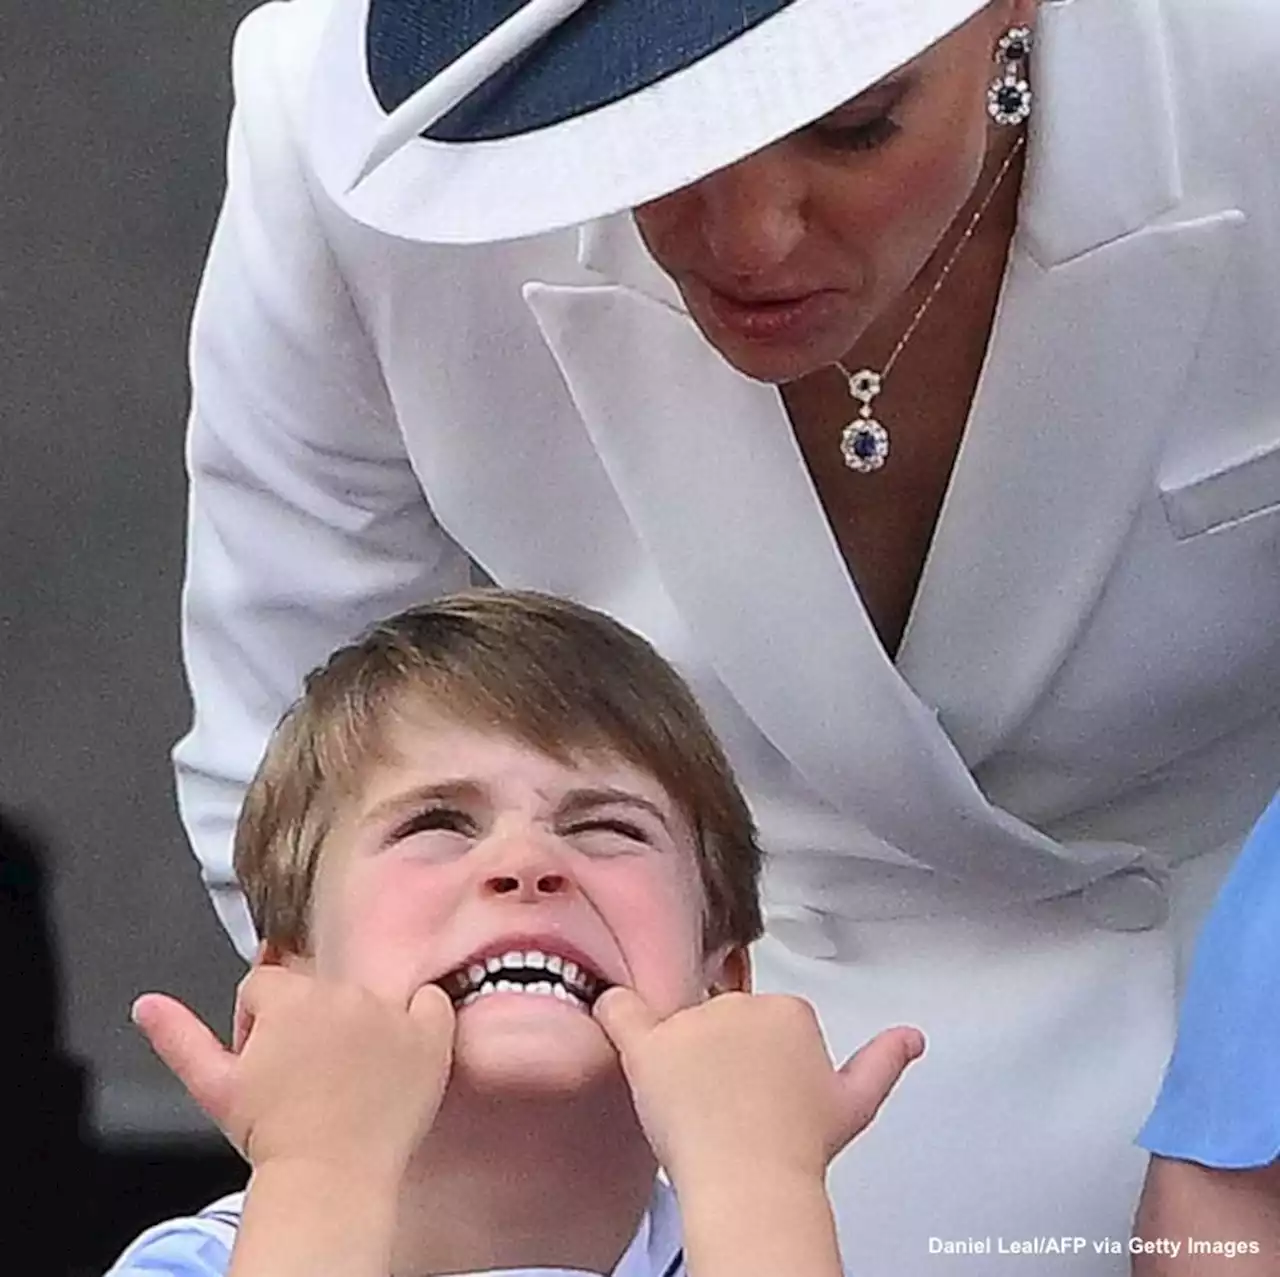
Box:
[840,368,890,473]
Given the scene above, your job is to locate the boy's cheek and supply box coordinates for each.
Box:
[622,937,714,1016]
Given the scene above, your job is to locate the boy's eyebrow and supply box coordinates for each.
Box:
[359,778,488,826]
[555,786,674,831]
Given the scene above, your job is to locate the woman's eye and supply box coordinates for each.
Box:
[811,114,901,153]
[391,807,474,842]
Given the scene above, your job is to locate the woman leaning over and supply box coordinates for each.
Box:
[173,0,1280,1270]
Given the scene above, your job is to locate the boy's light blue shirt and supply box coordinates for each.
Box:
[103,1179,686,1277]
[103,1195,241,1277]
[1139,788,1280,1168]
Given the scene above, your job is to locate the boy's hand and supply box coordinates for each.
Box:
[594,987,923,1187]
[132,968,455,1176]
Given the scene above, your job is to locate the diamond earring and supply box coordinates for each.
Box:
[988,25,1033,126]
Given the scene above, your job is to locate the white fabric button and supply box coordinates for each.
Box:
[1081,868,1169,932]
[764,903,839,960]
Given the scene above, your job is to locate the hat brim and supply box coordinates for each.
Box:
[308,0,990,244]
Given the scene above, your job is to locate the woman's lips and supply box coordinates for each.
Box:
[697,283,844,345]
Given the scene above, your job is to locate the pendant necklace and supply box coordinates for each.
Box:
[837,132,1026,474]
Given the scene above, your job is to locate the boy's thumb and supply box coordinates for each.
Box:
[591,986,660,1056]
[132,993,236,1131]
[831,1025,925,1149]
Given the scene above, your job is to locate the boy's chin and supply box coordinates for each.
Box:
[450,1002,620,1098]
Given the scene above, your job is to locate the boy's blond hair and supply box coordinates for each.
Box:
[235,590,764,956]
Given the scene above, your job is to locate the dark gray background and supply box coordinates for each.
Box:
[3,0,257,1143]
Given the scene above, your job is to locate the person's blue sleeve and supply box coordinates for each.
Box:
[1138,790,1280,1168]
[102,1195,241,1276]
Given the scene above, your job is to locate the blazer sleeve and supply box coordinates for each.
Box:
[1138,790,1280,1168]
[173,4,473,958]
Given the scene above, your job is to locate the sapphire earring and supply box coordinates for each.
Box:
[988,25,1033,126]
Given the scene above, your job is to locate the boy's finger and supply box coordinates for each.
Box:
[231,976,257,1054]
[831,1026,926,1148]
[592,986,661,1054]
[232,964,305,1052]
[409,983,457,1051]
[132,993,237,1128]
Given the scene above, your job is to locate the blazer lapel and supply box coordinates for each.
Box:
[897,0,1246,765]
[898,213,1243,764]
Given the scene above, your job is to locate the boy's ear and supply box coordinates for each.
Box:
[706,945,752,996]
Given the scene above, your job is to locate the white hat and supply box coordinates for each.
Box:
[308,0,991,244]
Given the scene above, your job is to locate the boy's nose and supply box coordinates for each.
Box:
[480,830,572,901]
[484,868,570,900]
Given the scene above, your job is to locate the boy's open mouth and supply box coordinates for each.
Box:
[440,948,609,1011]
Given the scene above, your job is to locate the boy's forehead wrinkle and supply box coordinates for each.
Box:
[349,698,696,837]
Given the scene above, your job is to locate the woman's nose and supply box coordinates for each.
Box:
[692,149,808,276]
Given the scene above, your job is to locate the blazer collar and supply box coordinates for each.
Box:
[1016,0,1182,266]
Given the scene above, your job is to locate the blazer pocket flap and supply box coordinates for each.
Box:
[1160,437,1280,539]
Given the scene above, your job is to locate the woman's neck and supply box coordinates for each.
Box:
[390,1078,658,1277]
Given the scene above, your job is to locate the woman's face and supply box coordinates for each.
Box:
[633,3,1032,384]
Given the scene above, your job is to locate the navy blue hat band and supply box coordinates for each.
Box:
[367,0,797,142]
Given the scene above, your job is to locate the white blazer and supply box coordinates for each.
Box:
[176,0,1280,1269]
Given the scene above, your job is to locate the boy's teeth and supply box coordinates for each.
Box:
[449,948,603,1008]
[451,975,591,1011]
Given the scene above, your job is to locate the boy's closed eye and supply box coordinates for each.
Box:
[561,817,655,854]
[385,806,656,854]
[388,806,476,844]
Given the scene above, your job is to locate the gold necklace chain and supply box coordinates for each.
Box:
[837,131,1027,473]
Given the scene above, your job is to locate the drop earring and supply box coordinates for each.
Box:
[988,25,1033,126]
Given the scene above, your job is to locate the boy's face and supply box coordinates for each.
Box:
[292,710,746,1096]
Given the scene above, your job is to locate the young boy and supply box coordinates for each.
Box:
[108,590,923,1277]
